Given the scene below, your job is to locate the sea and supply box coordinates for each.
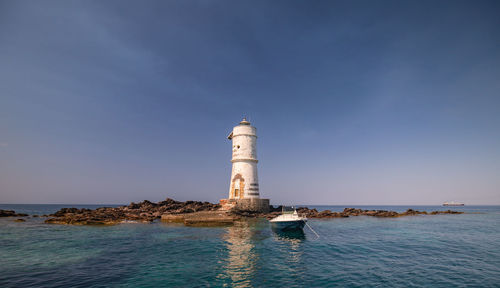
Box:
[1,204,499,287]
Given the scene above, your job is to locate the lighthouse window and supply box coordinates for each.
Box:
[237,145,240,149]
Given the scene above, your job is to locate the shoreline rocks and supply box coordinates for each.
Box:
[296,207,463,218]
[43,198,464,225]
[231,207,464,220]
[45,198,220,225]
[0,210,28,217]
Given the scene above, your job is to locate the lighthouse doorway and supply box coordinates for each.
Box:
[231,174,245,199]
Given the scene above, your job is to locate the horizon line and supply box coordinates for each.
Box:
[1,202,499,206]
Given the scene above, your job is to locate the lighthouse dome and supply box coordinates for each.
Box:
[239,118,250,125]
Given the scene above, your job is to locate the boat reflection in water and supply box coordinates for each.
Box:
[271,222,306,282]
[272,229,306,241]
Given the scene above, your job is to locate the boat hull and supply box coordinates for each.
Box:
[270,220,306,231]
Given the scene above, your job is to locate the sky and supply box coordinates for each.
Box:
[0,0,499,205]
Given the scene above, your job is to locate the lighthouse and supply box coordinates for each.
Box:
[228,118,259,199]
[220,118,269,212]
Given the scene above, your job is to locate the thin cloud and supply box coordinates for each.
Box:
[0,142,8,147]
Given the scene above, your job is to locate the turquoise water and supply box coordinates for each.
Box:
[1,205,499,287]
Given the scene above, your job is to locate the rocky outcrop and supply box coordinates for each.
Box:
[429,210,464,215]
[44,198,464,225]
[286,207,462,218]
[231,207,463,220]
[0,210,28,217]
[45,198,220,225]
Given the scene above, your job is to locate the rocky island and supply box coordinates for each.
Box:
[9,198,463,226]
[0,209,28,217]
[44,199,220,225]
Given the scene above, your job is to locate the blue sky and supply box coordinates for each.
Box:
[1,0,499,205]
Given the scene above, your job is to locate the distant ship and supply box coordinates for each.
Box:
[443,201,464,206]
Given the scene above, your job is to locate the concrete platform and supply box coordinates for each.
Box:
[219,198,270,213]
[161,211,240,227]
[160,214,185,223]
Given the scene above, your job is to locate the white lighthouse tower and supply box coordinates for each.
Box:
[228,118,259,199]
[221,118,269,212]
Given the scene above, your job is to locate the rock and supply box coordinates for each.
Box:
[0,209,28,217]
[265,207,462,219]
[0,210,16,217]
[51,208,91,217]
[45,198,221,225]
[158,198,178,206]
[128,202,140,209]
[430,210,464,215]
[14,218,26,222]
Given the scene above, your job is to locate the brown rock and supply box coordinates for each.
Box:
[0,209,28,217]
[261,206,462,219]
[45,198,221,225]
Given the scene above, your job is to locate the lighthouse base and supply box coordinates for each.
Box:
[219,198,270,213]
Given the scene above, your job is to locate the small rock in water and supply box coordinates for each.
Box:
[0,209,29,217]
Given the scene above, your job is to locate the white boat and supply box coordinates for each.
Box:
[443,201,464,206]
[269,208,307,231]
